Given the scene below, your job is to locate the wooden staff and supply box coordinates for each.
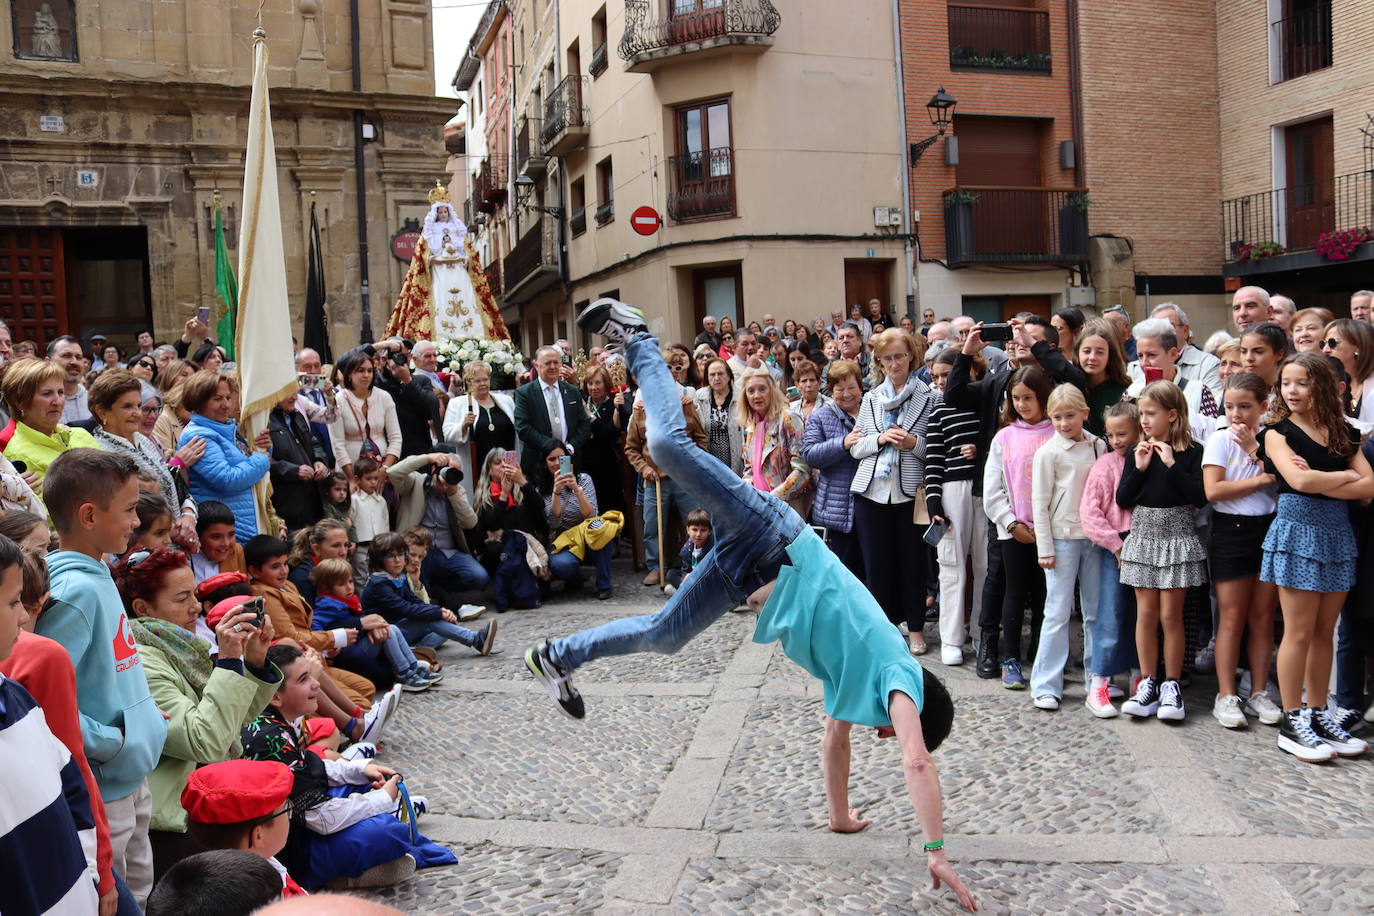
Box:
[655,477,665,589]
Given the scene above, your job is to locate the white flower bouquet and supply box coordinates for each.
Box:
[435,337,529,388]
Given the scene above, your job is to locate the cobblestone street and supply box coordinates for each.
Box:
[360,558,1374,915]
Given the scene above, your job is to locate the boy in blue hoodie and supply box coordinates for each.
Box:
[359,532,497,656]
[36,448,169,906]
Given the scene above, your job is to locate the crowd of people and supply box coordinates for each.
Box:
[3,284,1374,913]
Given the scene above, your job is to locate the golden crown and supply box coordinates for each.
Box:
[428,180,452,205]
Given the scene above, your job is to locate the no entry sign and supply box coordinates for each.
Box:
[631,206,661,236]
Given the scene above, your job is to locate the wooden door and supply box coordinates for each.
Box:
[0,228,69,350]
[954,116,1045,256]
[1285,116,1334,249]
[1002,295,1051,321]
[844,260,891,312]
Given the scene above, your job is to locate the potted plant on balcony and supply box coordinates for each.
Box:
[943,190,979,262]
[1058,192,1091,257]
[1313,227,1374,262]
[1233,241,1284,263]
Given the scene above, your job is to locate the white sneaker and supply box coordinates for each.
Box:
[1033,695,1060,710]
[1212,694,1247,729]
[458,604,486,621]
[1245,690,1283,726]
[662,584,677,597]
[1085,677,1119,719]
[940,645,964,666]
[340,741,378,760]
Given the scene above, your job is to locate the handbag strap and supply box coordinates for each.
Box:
[395,778,419,844]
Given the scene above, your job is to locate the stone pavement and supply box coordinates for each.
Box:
[358,558,1374,914]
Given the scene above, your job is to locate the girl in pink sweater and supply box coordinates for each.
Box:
[1078,400,1141,718]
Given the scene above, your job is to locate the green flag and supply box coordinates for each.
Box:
[213,204,238,360]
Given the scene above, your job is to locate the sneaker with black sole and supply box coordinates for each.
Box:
[1312,708,1368,757]
[1121,676,1160,718]
[1157,679,1186,721]
[1277,708,1336,762]
[576,297,648,349]
[524,641,586,719]
[476,620,498,657]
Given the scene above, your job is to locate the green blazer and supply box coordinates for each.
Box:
[512,378,591,479]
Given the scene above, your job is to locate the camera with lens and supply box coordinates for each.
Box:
[431,463,463,486]
[389,350,409,366]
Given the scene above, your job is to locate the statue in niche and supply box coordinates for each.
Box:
[32,3,61,57]
[13,0,75,61]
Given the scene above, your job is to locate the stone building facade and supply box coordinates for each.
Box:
[0,0,454,353]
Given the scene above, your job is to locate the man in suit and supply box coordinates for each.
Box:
[514,345,591,480]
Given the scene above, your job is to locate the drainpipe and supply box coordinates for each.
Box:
[891,0,915,318]
[351,0,374,342]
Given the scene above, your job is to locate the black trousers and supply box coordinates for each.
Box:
[999,537,1045,662]
[823,527,866,580]
[853,496,928,632]
[979,520,1006,631]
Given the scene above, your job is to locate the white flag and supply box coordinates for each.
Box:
[236,29,298,536]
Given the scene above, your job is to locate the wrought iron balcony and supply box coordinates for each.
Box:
[1222,169,1373,260]
[517,116,546,178]
[619,0,780,74]
[1272,2,1331,82]
[570,208,587,236]
[943,187,1090,264]
[503,214,561,303]
[589,41,609,78]
[485,257,502,296]
[541,75,589,157]
[667,147,735,222]
[474,158,507,213]
[948,5,1051,73]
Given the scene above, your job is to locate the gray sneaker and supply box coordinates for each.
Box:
[1212,694,1247,729]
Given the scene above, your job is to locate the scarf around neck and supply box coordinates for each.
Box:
[129,615,214,693]
[873,373,921,481]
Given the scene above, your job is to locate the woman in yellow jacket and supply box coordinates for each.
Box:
[0,358,97,495]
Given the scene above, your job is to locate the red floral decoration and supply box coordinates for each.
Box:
[1313,227,1374,262]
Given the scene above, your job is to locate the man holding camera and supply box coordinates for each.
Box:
[372,338,443,460]
[387,442,489,613]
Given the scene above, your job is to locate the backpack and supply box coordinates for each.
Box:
[492,530,543,611]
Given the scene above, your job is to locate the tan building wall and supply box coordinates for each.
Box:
[516,0,908,350]
[0,0,453,350]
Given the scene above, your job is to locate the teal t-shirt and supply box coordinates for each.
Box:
[752,527,925,727]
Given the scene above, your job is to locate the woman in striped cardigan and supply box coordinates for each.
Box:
[849,329,937,653]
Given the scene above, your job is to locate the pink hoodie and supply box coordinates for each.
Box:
[1080,449,1133,554]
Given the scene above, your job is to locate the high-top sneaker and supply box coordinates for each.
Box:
[1277,708,1336,762]
[1157,678,1186,721]
[1311,707,1368,757]
[1084,676,1119,719]
[975,629,999,679]
[576,298,647,349]
[1121,676,1160,718]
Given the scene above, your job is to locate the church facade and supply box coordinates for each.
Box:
[0,0,455,354]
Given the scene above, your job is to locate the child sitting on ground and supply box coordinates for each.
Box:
[360,533,497,657]
[189,501,247,584]
[664,509,714,595]
[145,849,285,916]
[309,556,444,692]
[240,644,457,890]
[179,759,307,898]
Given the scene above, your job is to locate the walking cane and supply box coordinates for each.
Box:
[655,476,666,590]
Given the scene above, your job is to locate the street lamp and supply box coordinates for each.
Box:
[909,87,957,167]
[514,174,565,216]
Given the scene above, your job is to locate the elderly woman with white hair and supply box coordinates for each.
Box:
[442,359,519,495]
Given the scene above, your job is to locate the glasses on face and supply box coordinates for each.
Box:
[137,361,155,370]
[1322,338,1341,350]
[385,551,408,560]
[141,404,161,415]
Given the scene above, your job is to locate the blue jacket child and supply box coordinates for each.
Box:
[361,572,489,654]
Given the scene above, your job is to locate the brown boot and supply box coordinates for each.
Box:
[642,569,661,586]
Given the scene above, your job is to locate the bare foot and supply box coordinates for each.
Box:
[828,808,874,833]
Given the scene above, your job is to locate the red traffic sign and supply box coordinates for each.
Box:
[391,228,421,262]
[631,206,661,236]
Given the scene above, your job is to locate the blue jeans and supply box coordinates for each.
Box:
[422,547,490,594]
[642,477,699,572]
[396,616,482,651]
[550,544,613,590]
[1030,538,1100,698]
[1090,546,1138,677]
[551,331,804,670]
[336,623,422,675]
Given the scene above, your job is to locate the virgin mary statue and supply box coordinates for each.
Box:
[386,182,509,342]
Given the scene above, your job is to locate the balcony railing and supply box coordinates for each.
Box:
[570,208,587,236]
[474,159,507,213]
[1272,2,1331,82]
[667,147,736,222]
[503,214,561,303]
[948,5,1051,73]
[485,257,502,296]
[619,0,780,73]
[517,116,546,177]
[1223,170,1374,260]
[943,187,1090,264]
[595,200,615,226]
[589,41,609,77]
[541,75,589,156]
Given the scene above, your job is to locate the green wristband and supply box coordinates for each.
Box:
[922,839,944,853]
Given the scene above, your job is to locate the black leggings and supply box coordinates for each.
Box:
[853,496,928,632]
[999,537,1045,662]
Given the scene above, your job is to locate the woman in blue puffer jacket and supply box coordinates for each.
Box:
[177,370,272,541]
[800,358,866,577]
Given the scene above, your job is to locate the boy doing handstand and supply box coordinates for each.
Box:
[525,300,977,912]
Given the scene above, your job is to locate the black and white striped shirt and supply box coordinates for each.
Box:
[924,401,982,519]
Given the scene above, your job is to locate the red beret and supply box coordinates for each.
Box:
[303,716,336,743]
[206,595,254,631]
[181,760,293,824]
[196,571,250,601]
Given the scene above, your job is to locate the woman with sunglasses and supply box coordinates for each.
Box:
[91,370,203,549]
[1321,319,1374,424]
[114,547,283,878]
